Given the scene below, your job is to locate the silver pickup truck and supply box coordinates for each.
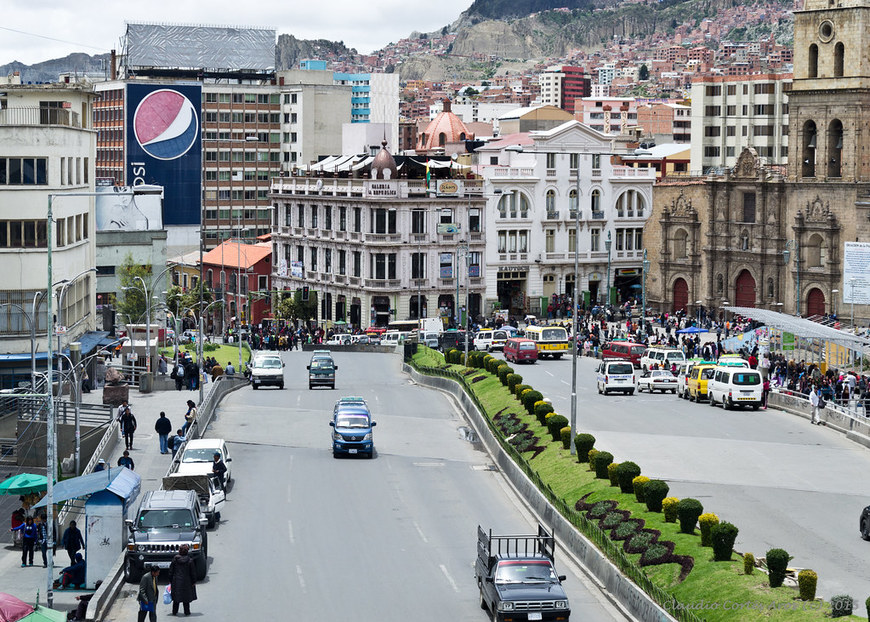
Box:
[163,474,225,529]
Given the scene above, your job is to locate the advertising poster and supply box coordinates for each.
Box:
[843,242,870,304]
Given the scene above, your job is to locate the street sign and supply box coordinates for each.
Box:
[437,223,460,234]
[55,325,67,335]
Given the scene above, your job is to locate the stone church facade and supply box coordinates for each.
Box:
[646,0,870,319]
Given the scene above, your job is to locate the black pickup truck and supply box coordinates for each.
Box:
[475,524,571,622]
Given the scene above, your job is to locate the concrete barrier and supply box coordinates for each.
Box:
[405,364,676,622]
[769,390,870,449]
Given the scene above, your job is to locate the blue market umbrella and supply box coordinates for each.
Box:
[0,473,47,496]
[676,326,709,334]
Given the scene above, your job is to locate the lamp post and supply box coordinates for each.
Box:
[831,289,838,319]
[695,300,704,327]
[604,230,612,306]
[784,240,800,316]
[641,249,649,339]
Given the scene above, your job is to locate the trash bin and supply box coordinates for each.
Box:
[138,372,154,394]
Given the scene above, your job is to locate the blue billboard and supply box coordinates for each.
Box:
[126,83,202,226]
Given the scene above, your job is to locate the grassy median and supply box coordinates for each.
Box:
[410,348,863,621]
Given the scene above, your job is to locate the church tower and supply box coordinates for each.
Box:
[789,0,870,182]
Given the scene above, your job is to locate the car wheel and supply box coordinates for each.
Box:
[554,354,562,359]
[628,390,635,395]
[672,389,677,394]
[195,555,208,581]
[709,395,716,407]
[597,385,602,394]
[123,557,142,583]
[725,398,733,410]
[479,585,487,610]
[862,520,870,541]
[279,383,284,390]
[252,383,258,390]
[752,404,760,411]
[603,389,609,395]
[309,384,313,390]
[207,513,216,529]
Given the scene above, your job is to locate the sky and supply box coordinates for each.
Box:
[0,0,473,66]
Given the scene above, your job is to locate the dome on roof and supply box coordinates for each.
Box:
[370,140,398,180]
[417,99,471,153]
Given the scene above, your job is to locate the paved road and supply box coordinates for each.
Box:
[490,350,870,608]
[104,350,626,621]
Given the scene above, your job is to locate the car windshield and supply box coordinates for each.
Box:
[495,561,557,583]
[255,358,282,369]
[609,363,634,374]
[182,448,219,463]
[336,415,370,428]
[733,372,761,385]
[137,509,194,530]
[310,360,334,370]
[541,328,566,341]
[667,352,685,361]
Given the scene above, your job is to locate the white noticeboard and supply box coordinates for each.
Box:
[843,242,870,304]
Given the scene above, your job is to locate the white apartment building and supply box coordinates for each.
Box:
[429,100,517,126]
[0,84,98,387]
[689,73,791,173]
[477,121,655,316]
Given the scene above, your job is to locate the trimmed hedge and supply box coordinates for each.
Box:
[743,552,755,574]
[522,390,544,414]
[593,451,614,479]
[559,426,571,449]
[676,498,704,534]
[615,461,641,494]
[586,449,600,471]
[546,414,568,441]
[831,595,853,618]
[766,548,790,588]
[497,365,513,385]
[534,401,554,424]
[711,522,738,561]
[573,433,596,463]
[514,384,531,398]
[632,476,650,503]
[798,569,817,601]
[506,373,523,392]
[644,481,670,513]
[607,462,621,487]
[446,349,460,364]
[698,513,719,547]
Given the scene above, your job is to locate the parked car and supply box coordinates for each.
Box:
[708,366,762,410]
[860,504,870,540]
[637,369,679,393]
[503,338,538,364]
[175,438,233,485]
[326,334,352,346]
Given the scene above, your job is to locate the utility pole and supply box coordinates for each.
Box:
[45,195,56,608]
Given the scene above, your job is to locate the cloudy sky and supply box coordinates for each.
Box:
[1,0,473,66]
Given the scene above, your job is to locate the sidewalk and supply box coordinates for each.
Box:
[0,377,203,615]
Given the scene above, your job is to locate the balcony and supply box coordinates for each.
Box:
[366,233,402,244]
[544,210,560,220]
[490,167,537,180]
[591,168,602,178]
[591,211,605,220]
[0,106,82,128]
[364,279,402,289]
[611,166,656,180]
[545,252,566,260]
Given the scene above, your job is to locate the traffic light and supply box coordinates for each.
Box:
[301,286,309,301]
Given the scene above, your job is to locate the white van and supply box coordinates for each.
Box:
[596,360,636,395]
[381,331,402,347]
[641,347,686,372]
[707,366,763,410]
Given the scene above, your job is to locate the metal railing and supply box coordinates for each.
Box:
[0,106,82,128]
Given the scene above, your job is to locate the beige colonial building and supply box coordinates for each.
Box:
[646,0,870,321]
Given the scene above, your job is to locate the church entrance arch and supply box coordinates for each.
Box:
[735,270,756,308]
[806,288,826,316]
[672,278,688,313]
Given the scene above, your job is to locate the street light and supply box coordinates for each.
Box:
[784,240,800,316]
[831,289,838,318]
[849,277,857,330]
[604,230,612,306]
[641,249,650,338]
[695,300,704,327]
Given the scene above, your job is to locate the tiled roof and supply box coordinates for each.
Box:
[201,241,271,270]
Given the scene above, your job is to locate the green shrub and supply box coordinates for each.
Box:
[644,481,670,513]
[798,569,817,601]
[559,426,571,449]
[446,349,459,364]
[676,498,704,534]
[483,355,496,372]
[632,476,650,503]
[602,511,624,529]
[546,414,568,441]
[628,531,655,551]
[459,352,467,366]
[515,384,531,399]
[698,513,719,547]
[522,390,544,414]
[593,451,614,479]
[615,520,641,539]
[661,496,679,522]
[743,552,755,574]
[534,401,554,423]
[711,522,738,561]
[607,462,621,486]
[586,449,600,471]
[766,548,790,588]
[831,595,853,618]
[506,373,523,392]
[864,596,870,622]
[573,433,596,462]
[615,461,641,494]
[497,365,513,385]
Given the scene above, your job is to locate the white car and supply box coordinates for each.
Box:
[596,360,636,395]
[326,334,352,346]
[640,347,686,372]
[708,366,763,410]
[637,369,679,393]
[175,438,233,486]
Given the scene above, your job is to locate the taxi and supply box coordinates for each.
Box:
[686,364,717,402]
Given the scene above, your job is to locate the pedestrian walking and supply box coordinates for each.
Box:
[119,406,137,450]
[171,362,184,391]
[137,564,160,622]
[182,400,197,435]
[155,412,173,454]
[168,544,198,616]
[11,515,37,566]
[118,450,135,470]
[94,458,107,472]
[810,385,821,424]
[35,513,52,567]
[211,452,227,491]
[61,520,85,565]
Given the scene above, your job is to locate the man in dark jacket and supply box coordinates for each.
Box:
[168,544,198,615]
[118,407,137,450]
[137,565,160,622]
[60,552,86,588]
[61,520,85,565]
[154,411,173,454]
[212,453,227,491]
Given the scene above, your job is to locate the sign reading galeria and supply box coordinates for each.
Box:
[843,242,870,304]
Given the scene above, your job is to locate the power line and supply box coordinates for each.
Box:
[0,26,108,54]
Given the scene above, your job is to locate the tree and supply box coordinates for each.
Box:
[116,253,152,326]
[276,289,317,323]
[639,64,650,81]
[165,283,218,330]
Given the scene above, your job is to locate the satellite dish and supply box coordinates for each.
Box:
[315,179,323,191]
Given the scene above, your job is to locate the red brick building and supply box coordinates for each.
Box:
[201,240,272,331]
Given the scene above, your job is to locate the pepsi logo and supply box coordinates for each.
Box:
[133,89,198,160]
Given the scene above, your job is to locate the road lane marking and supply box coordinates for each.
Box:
[288,519,295,545]
[440,564,460,593]
[296,564,307,592]
[414,521,428,543]
[412,462,445,467]
[545,370,554,377]
[561,380,570,386]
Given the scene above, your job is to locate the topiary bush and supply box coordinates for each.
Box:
[574,433,596,463]
[633,476,650,503]
[484,355,497,372]
[593,451,614,479]
[743,552,755,574]
[559,426,571,449]
[497,365,513,385]
[662,496,679,522]
[546,414,568,441]
[766,548,790,588]
[676,498,704,534]
[831,595,853,618]
[522,390,544,414]
[446,349,459,364]
[586,449,600,471]
[607,462,621,486]
[798,569,817,601]
[507,373,523,393]
[534,401,554,423]
[865,596,870,622]
[644,481,670,513]
[516,385,531,400]
[615,461,641,494]
[711,522,738,561]
[459,352,467,366]
[698,513,720,547]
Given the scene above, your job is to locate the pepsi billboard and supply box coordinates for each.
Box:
[126,83,202,226]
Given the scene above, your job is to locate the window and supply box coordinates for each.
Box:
[310,247,318,272]
[0,158,48,185]
[297,204,305,228]
[324,206,332,231]
[546,153,556,169]
[411,252,426,279]
[704,106,721,116]
[372,208,396,233]
[545,229,555,252]
[704,126,721,137]
[497,190,530,219]
[704,146,721,157]
[545,189,556,214]
[828,119,843,178]
[591,189,601,214]
[742,193,756,223]
[568,228,576,253]
[338,206,347,232]
[740,230,750,250]
[439,252,453,278]
[497,231,507,253]
[726,126,736,137]
[412,210,425,234]
[353,251,361,277]
[439,208,453,225]
[469,208,480,232]
[802,120,817,178]
[705,85,721,96]
[568,189,578,215]
[338,250,346,275]
[310,205,318,229]
[674,229,688,259]
[354,207,362,232]
[834,42,844,77]
[806,233,824,267]
[753,83,774,95]
[590,229,600,252]
[324,249,332,273]
[808,44,818,78]
[615,229,624,251]
[726,105,736,116]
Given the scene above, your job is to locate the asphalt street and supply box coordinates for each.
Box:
[104,350,626,622]
[490,349,870,607]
